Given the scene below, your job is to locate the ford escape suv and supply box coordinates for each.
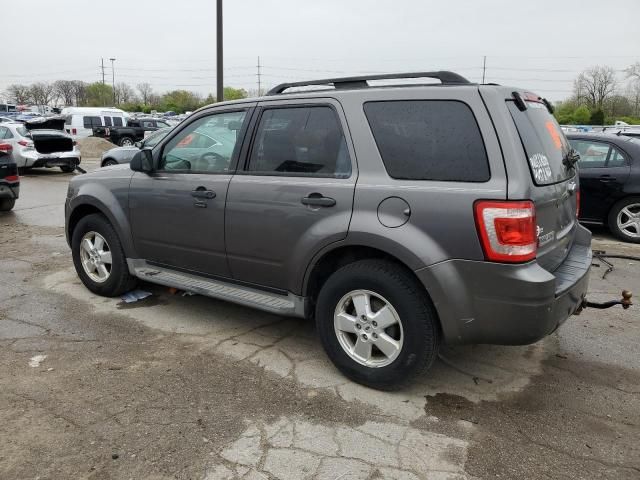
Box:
[65,71,590,389]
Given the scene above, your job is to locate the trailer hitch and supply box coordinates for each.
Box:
[576,290,633,313]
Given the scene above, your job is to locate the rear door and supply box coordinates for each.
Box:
[569,138,631,221]
[506,96,578,272]
[225,99,356,293]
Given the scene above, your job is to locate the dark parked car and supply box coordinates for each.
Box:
[0,143,19,211]
[66,72,591,389]
[100,127,172,167]
[93,118,172,147]
[567,133,640,243]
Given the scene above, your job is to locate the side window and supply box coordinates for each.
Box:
[113,117,123,127]
[83,116,101,128]
[142,121,155,129]
[364,100,490,182]
[571,140,609,168]
[160,110,247,173]
[103,116,112,127]
[608,146,627,167]
[1,127,14,139]
[247,106,351,178]
[0,127,7,139]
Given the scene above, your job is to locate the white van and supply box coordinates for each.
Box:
[61,107,128,138]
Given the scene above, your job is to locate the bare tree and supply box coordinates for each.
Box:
[71,81,87,106]
[53,80,76,106]
[573,66,617,109]
[625,62,640,81]
[115,82,136,104]
[137,82,153,105]
[29,82,56,111]
[5,84,32,104]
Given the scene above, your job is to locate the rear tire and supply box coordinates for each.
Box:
[119,137,134,147]
[102,159,118,167]
[71,213,137,296]
[60,165,75,173]
[0,198,15,211]
[608,197,640,243]
[315,259,440,390]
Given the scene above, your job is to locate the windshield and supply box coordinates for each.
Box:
[16,126,30,137]
[507,100,573,186]
[144,127,171,148]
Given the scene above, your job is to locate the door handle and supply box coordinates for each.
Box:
[599,175,614,183]
[301,193,336,207]
[191,188,216,199]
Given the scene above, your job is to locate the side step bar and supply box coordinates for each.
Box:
[128,260,306,317]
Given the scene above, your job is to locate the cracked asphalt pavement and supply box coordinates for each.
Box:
[0,161,638,479]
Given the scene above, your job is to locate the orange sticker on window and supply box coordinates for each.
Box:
[545,121,562,149]
[177,133,194,147]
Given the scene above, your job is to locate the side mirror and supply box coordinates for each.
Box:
[134,141,142,148]
[130,148,153,173]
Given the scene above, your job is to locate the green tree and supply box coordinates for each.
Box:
[160,90,202,113]
[572,105,591,124]
[222,87,248,101]
[85,82,114,107]
[589,109,605,125]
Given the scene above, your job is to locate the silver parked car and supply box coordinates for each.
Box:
[101,127,172,167]
[0,117,81,172]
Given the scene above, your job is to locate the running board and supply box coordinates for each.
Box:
[127,259,306,317]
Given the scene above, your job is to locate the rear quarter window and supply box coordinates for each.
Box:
[364,100,490,182]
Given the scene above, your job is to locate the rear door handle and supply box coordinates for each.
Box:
[599,175,614,183]
[191,188,216,199]
[301,194,336,207]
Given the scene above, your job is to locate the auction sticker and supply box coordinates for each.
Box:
[529,153,552,183]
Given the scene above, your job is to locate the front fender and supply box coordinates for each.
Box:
[67,182,136,258]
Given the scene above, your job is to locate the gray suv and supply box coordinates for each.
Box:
[65,72,591,389]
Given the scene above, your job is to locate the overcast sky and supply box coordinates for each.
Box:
[3,0,639,102]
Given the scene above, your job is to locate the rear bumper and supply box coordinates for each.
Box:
[21,148,81,168]
[416,225,592,345]
[0,181,19,200]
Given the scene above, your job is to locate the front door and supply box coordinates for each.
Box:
[572,139,631,221]
[225,100,356,293]
[129,107,253,277]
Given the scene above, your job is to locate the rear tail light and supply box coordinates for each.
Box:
[72,128,77,135]
[5,175,19,182]
[474,200,537,263]
[576,190,580,218]
[18,140,33,148]
[0,143,12,153]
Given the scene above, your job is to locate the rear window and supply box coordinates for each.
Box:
[16,126,29,137]
[364,100,490,182]
[83,116,102,128]
[507,100,572,186]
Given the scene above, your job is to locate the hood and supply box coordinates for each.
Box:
[24,115,66,131]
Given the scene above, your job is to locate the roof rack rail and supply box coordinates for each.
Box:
[267,71,470,95]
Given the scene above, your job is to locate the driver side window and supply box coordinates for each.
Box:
[159,110,247,173]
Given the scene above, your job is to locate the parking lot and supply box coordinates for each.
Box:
[1,160,638,480]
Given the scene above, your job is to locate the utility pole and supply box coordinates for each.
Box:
[257,56,261,96]
[101,58,106,84]
[110,58,116,105]
[216,0,224,102]
[482,56,487,84]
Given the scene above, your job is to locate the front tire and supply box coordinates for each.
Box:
[608,197,640,243]
[71,213,137,296]
[0,198,15,211]
[102,159,118,167]
[60,165,75,173]
[316,259,440,390]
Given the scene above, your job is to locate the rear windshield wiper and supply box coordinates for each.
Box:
[563,148,580,170]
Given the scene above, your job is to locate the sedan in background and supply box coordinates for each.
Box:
[101,127,172,167]
[567,132,640,242]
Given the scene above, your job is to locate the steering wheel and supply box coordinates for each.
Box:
[200,151,225,164]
